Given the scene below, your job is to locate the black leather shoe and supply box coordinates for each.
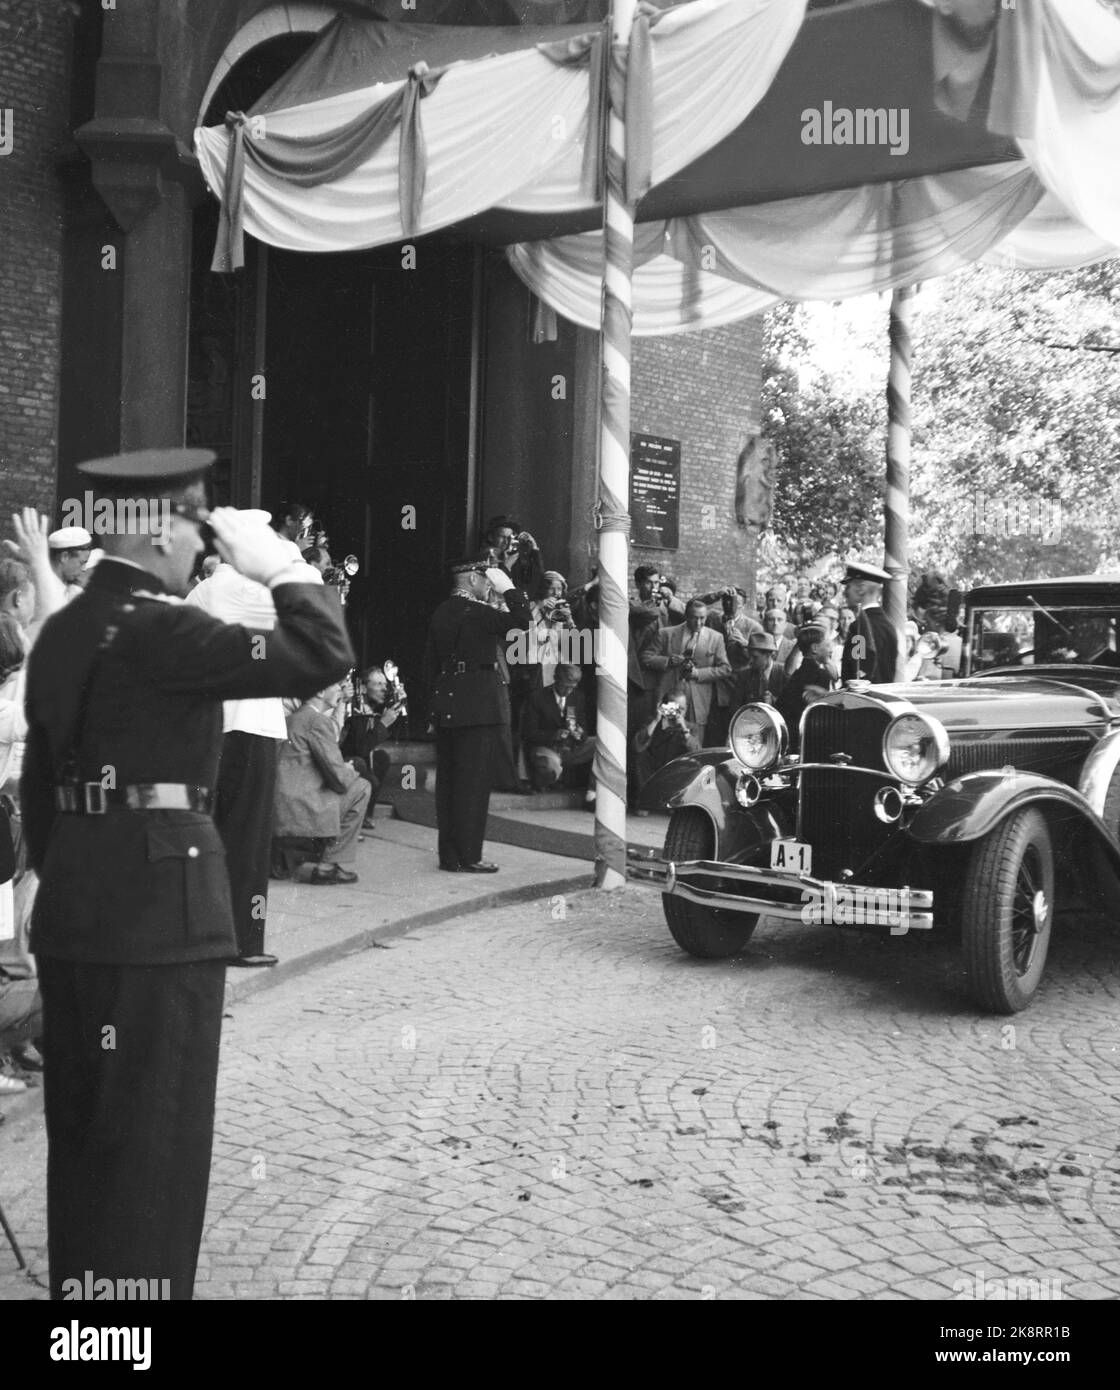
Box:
[227,954,279,968]
[309,864,359,885]
[438,862,463,872]
[459,860,499,873]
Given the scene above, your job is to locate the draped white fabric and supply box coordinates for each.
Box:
[507,163,1120,336]
[194,0,807,252]
[1006,0,1120,251]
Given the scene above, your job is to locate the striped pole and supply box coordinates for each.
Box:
[884,285,914,680]
[593,0,638,889]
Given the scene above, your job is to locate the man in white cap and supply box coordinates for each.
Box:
[47,526,92,601]
[840,561,899,684]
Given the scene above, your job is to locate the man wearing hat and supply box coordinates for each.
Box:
[734,630,787,710]
[841,561,900,685]
[21,449,353,1300]
[47,526,92,602]
[778,623,835,749]
[424,557,532,871]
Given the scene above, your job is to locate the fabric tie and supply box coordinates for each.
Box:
[213,63,444,272]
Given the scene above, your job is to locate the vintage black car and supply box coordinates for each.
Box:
[642,574,1120,1013]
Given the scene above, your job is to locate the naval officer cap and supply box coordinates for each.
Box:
[843,560,891,585]
[449,553,492,576]
[48,526,92,550]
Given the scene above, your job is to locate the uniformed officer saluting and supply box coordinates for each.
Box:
[424,558,531,872]
[840,560,900,685]
[21,449,353,1301]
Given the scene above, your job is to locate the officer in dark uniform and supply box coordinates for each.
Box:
[21,449,353,1300]
[840,560,900,685]
[424,558,531,872]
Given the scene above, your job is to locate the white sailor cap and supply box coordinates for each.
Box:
[48,526,93,550]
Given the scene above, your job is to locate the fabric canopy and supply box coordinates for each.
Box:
[196,0,808,268]
[195,0,1120,327]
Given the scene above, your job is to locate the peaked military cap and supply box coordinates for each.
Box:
[843,560,891,585]
[76,447,216,483]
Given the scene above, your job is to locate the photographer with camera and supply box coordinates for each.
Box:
[340,664,407,827]
[521,663,596,803]
[630,693,700,813]
[484,514,545,601]
[641,598,731,743]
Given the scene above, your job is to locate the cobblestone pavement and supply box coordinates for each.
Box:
[4,885,1120,1300]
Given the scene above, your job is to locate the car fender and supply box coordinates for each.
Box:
[908,771,1120,873]
[638,750,740,835]
[638,751,793,854]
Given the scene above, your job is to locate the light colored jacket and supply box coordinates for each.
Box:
[641,622,731,728]
[273,701,360,839]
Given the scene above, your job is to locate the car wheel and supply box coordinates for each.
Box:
[662,807,759,958]
[961,808,1054,1014]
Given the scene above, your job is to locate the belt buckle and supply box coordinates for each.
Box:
[454,660,466,675]
[83,782,107,815]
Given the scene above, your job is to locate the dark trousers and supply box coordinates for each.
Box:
[214,730,277,958]
[39,956,226,1301]
[352,747,391,808]
[436,725,497,867]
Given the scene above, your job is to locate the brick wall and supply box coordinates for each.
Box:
[630,318,764,604]
[0,1,75,520]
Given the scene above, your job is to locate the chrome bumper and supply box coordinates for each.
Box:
[658,859,934,931]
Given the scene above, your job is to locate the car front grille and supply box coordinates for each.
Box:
[798,696,898,880]
[798,768,899,880]
[800,695,891,772]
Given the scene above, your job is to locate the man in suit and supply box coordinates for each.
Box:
[521,663,597,801]
[21,448,353,1300]
[642,599,731,746]
[424,558,531,872]
[840,561,900,685]
[701,587,764,745]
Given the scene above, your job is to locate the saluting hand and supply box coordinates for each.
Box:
[210,507,310,586]
[485,567,515,595]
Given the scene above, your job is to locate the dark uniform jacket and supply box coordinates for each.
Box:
[522,683,593,748]
[424,590,531,728]
[841,605,900,685]
[22,559,353,966]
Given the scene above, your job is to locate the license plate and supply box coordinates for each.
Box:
[770,839,812,874]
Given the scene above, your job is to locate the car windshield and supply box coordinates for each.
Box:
[970,605,1120,671]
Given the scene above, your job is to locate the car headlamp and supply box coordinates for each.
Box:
[728,704,788,774]
[882,711,949,785]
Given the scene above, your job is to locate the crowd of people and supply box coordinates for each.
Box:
[458,521,964,815]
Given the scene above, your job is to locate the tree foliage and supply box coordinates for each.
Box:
[761,259,1120,586]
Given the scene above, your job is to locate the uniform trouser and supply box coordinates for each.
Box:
[436,725,497,867]
[319,779,371,866]
[38,956,226,1301]
[214,731,277,958]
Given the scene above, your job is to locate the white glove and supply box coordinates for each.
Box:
[210,507,308,586]
[485,566,515,595]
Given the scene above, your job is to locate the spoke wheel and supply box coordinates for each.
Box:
[962,808,1054,1014]
[662,808,759,959]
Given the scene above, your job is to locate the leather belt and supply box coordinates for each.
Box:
[446,661,497,675]
[55,783,214,815]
